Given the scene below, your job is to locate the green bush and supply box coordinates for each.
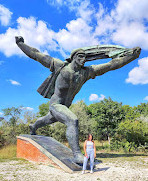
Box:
[110,117,148,153]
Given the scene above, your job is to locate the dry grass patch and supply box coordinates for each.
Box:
[0,144,17,160]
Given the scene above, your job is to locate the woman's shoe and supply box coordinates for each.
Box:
[90,170,93,174]
[82,170,85,174]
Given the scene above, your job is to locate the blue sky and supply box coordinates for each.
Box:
[0,0,148,115]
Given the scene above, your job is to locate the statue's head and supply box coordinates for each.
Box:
[66,49,86,67]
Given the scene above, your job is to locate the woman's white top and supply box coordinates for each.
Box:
[86,140,94,150]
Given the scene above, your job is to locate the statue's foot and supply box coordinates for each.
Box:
[73,152,84,164]
[29,124,36,135]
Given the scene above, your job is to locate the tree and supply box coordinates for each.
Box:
[1,106,22,145]
[0,118,5,148]
[38,102,49,116]
[88,97,124,144]
[121,104,143,121]
[2,106,22,127]
[17,110,38,135]
[112,118,148,152]
[135,102,148,117]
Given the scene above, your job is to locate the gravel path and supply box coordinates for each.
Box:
[0,157,147,181]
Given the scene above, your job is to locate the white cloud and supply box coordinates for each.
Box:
[47,0,94,22]
[1,0,147,88]
[46,0,96,53]
[0,15,99,58]
[112,21,148,49]
[47,0,94,21]
[47,0,82,10]
[75,0,94,22]
[7,79,21,86]
[95,0,148,49]
[55,18,98,52]
[0,4,12,26]
[0,112,3,116]
[89,94,105,101]
[42,50,49,55]
[99,94,106,101]
[114,0,148,22]
[126,57,148,84]
[0,16,57,57]
[144,96,148,101]
[47,0,148,51]
[0,0,148,61]
[21,107,34,111]
[89,94,99,101]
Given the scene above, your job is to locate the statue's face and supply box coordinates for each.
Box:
[74,53,86,67]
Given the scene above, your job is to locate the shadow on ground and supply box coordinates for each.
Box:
[96,153,147,158]
[94,167,110,173]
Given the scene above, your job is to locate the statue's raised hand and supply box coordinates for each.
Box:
[15,36,24,44]
[133,47,141,58]
[117,47,141,59]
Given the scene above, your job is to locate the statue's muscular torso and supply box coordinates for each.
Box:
[49,64,90,107]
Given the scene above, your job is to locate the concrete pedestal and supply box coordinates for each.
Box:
[17,134,82,173]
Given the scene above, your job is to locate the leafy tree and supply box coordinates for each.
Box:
[118,119,147,145]
[88,97,124,144]
[38,102,49,116]
[1,106,23,144]
[1,97,147,153]
[0,119,5,148]
[51,122,67,142]
[23,110,38,124]
[111,118,148,152]
[0,107,38,146]
[135,102,148,117]
[17,110,38,135]
[121,105,140,120]
[2,106,22,127]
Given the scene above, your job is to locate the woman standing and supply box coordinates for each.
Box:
[82,133,96,174]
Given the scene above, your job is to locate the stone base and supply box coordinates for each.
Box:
[17,134,82,173]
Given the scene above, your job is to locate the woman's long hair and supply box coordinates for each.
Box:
[87,133,94,142]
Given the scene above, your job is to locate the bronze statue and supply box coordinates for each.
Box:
[15,36,141,163]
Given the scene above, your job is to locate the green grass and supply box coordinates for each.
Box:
[79,140,111,154]
[0,144,39,165]
[0,144,17,160]
[0,141,147,163]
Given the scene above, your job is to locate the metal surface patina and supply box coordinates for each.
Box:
[15,36,141,163]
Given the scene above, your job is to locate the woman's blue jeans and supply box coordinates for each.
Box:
[82,148,94,171]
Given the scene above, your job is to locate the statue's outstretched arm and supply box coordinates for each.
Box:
[15,36,60,69]
[89,47,141,77]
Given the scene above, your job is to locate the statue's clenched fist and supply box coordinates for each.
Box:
[133,47,141,58]
[15,36,24,44]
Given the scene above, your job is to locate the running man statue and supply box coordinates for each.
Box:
[15,36,141,163]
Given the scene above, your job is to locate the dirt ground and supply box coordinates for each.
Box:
[0,156,148,181]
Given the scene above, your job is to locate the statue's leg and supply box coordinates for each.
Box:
[29,112,57,135]
[49,103,84,163]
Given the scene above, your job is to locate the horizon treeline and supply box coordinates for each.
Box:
[0,97,148,153]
